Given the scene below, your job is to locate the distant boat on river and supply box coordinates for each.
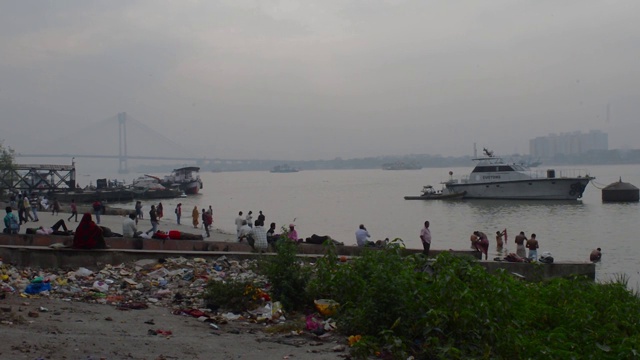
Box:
[271,164,299,173]
[382,161,421,170]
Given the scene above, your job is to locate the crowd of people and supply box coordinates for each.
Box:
[3,194,603,263]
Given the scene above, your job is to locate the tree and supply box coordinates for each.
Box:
[0,140,16,195]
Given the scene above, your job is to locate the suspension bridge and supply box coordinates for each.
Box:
[15,113,263,173]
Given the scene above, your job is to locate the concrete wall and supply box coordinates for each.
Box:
[0,234,594,282]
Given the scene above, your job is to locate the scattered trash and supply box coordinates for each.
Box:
[314,299,339,316]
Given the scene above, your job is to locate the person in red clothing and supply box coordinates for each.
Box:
[73,213,107,249]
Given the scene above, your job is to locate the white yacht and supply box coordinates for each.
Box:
[444,149,594,200]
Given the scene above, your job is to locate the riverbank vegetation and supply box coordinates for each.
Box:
[205,240,640,359]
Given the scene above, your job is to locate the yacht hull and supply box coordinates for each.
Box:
[446,178,592,200]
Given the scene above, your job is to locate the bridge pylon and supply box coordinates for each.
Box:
[118,112,129,174]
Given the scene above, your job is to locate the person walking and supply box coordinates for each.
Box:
[175,203,182,225]
[68,199,78,222]
[17,194,26,225]
[51,198,61,216]
[147,204,159,235]
[30,196,40,222]
[420,221,432,256]
[203,210,213,238]
[92,199,102,225]
[23,195,35,222]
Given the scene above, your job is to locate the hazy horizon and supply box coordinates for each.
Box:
[2,1,639,161]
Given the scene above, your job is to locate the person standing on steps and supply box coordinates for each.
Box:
[175,203,182,225]
[514,231,528,259]
[192,206,199,229]
[157,202,164,219]
[420,221,432,256]
[246,211,253,228]
[526,233,539,261]
[235,211,244,241]
[147,204,159,235]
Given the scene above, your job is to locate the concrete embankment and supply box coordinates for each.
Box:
[0,234,594,281]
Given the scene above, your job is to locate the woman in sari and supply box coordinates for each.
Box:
[192,206,199,229]
[73,213,107,249]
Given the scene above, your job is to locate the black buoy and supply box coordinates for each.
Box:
[602,178,639,202]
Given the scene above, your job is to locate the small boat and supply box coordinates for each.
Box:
[271,164,299,173]
[382,161,421,170]
[161,167,203,195]
[404,185,466,200]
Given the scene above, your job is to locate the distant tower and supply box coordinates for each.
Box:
[473,143,477,158]
[118,112,129,174]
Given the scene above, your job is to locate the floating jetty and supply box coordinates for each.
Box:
[48,188,183,203]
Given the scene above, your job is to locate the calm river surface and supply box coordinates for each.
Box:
[103,164,639,288]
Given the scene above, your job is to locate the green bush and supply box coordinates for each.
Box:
[305,248,640,359]
[259,238,311,312]
[202,278,262,313]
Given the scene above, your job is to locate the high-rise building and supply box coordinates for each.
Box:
[529,130,608,158]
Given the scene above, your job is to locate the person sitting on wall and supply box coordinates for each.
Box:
[355,224,375,247]
[123,213,142,238]
[3,207,20,234]
[72,213,108,249]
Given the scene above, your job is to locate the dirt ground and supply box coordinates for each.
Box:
[0,295,348,360]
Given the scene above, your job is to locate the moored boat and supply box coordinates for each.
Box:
[404,185,465,200]
[161,167,203,195]
[444,148,594,200]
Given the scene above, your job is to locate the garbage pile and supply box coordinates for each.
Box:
[0,256,339,336]
[1,256,262,308]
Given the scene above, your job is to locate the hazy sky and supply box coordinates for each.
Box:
[1,1,639,161]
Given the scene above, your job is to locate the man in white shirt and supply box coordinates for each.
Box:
[122,213,141,238]
[238,220,252,243]
[235,211,244,241]
[355,224,373,247]
[420,220,432,256]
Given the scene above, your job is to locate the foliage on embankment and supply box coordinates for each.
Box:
[207,240,640,359]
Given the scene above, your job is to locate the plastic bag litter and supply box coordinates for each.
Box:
[24,282,51,295]
[75,267,94,278]
[93,281,109,292]
[221,312,241,321]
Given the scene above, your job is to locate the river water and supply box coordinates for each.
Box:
[101,164,639,288]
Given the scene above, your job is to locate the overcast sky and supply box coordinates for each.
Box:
[1,0,638,161]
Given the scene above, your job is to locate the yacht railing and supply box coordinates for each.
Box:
[447,168,593,184]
